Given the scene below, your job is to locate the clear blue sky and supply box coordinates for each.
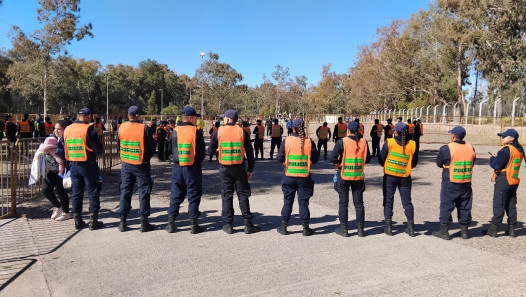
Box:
[0,0,429,87]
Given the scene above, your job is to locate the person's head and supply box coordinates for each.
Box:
[38,114,42,119]
[45,116,51,123]
[54,120,68,139]
[374,119,379,124]
[77,108,94,124]
[292,118,307,152]
[338,117,343,123]
[347,121,359,135]
[215,121,220,128]
[323,122,328,127]
[221,109,238,125]
[152,118,157,123]
[95,117,101,123]
[5,114,11,122]
[448,126,466,141]
[257,120,262,125]
[273,118,278,125]
[354,118,360,124]
[242,121,249,127]
[181,106,201,125]
[387,118,392,124]
[397,117,402,122]
[23,113,29,120]
[498,129,519,145]
[407,118,412,124]
[127,106,142,121]
[393,122,407,136]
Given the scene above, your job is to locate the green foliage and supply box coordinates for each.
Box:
[161,102,180,115]
[147,90,157,115]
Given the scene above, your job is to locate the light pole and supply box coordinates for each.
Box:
[106,74,110,130]
[200,52,205,116]
[159,88,163,119]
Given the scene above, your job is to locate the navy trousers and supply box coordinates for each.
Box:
[383,174,414,221]
[119,162,152,218]
[334,177,365,225]
[167,164,202,219]
[220,164,253,223]
[491,175,518,225]
[439,179,472,225]
[281,175,314,224]
[254,138,264,158]
[269,137,282,159]
[70,162,101,215]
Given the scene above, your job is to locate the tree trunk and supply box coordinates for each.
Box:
[457,42,463,105]
[44,67,48,118]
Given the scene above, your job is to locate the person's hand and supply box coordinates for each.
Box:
[334,164,339,171]
[247,172,253,179]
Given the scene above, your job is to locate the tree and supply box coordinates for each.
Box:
[147,90,157,115]
[161,102,180,115]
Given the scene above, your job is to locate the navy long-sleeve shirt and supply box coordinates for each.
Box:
[436,140,476,180]
[490,145,514,171]
[170,122,206,165]
[209,123,255,173]
[277,134,319,165]
[378,135,418,168]
[329,136,371,165]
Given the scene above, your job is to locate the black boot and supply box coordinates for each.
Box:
[460,224,469,239]
[405,221,416,237]
[484,224,499,237]
[335,223,349,237]
[190,218,204,234]
[277,221,288,235]
[223,223,234,234]
[357,224,365,237]
[89,213,103,230]
[384,220,393,236]
[140,217,156,232]
[166,215,176,233]
[244,219,260,234]
[505,224,516,238]
[302,223,314,236]
[118,216,127,232]
[432,223,450,240]
[74,214,85,230]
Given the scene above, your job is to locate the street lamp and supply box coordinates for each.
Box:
[159,88,163,119]
[200,52,205,116]
[106,74,110,130]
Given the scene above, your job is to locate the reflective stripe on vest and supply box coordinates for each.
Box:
[284,136,311,177]
[64,123,91,161]
[257,125,265,139]
[19,120,30,133]
[444,142,475,183]
[175,125,196,166]
[376,124,384,138]
[118,122,145,165]
[337,123,346,138]
[340,137,367,181]
[218,125,245,165]
[44,122,54,135]
[319,126,329,140]
[272,124,281,137]
[498,145,523,185]
[94,123,103,136]
[384,138,415,177]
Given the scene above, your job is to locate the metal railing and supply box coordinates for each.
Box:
[0,132,121,218]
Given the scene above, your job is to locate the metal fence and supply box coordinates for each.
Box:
[0,132,121,218]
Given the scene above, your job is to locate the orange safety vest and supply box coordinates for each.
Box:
[175,125,196,166]
[340,137,367,180]
[212,126,218,134]
[118,122,145,165]
[420,123,424,135]
[384,138,416,177]
[93,122,103,136]
[376,124,384,138]
[284,136,312,177]
[243,126,251,134]
[387,124,394,136]
[155,126,163,140]
[64,123,93,162]
[337,123,347,138]
[358,123,364,136]
[495,145,523,185]
[217,125,245,165]
[19,120,30,133]
[443,142,475,183]
[44,121,54,135]
[407,123,415,135]
[256,125,265,139]
[272,124,281,137]
[318,126,329,140]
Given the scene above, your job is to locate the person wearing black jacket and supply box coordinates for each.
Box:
[166,107,206,234]
[208,109,259,234]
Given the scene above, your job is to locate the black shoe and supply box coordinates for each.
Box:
[118,216,127,232]
[384,220,393,236]
[223,223,234,234]
[302,223,314,236]
[460,224,469,239]
[405,221,416,237]
[432,223,450,240]
[190,218,204,234]
[484,224,499,237]
[277,221,288,235]
[505,224,517,238]
[357,224,365,237]
[140,218,156,232]
[166,215,176,233]
[244,219,260,234]
[89,213,103,230]
[74,214,85,230]
[335,223,349,237]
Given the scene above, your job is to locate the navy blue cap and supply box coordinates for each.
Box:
[292,118,304,128]
[78,108,93,115]
[128,105,142,116]
[498,129,519,139]
[221,109,238,120]
[448,126,466,137]
[182,107,201,117]
[347,121,358,130]
[394,122,407,132]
